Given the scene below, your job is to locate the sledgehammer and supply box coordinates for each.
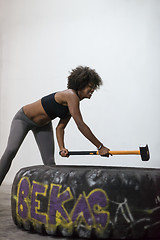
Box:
[66,145,150,161]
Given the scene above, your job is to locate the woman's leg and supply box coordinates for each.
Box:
[32,122,55,165]
[0,109,30,185]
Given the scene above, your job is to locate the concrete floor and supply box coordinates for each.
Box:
[0,184,84,240]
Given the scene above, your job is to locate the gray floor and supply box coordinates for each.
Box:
[0,184,83,240]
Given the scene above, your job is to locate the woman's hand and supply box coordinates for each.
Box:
[59,148,69,157]
[98,146,111,157]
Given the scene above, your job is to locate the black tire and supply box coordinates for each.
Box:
[11,165,160,239]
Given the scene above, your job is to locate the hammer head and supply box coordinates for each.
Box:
[139,145,150,161]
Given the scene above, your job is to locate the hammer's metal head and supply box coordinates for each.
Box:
[139,145,150,161]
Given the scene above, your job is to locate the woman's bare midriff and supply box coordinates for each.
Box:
[23,100,51,126]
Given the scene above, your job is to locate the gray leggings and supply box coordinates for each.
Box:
[0,108,55,185]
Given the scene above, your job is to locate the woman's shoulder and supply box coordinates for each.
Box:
[55,89,79,105]
[59,89,78,98]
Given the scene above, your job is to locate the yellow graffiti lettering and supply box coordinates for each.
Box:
[31,181,48,224]
[16,177,31,221]
[15,177,110,235]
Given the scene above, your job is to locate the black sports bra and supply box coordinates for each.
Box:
[41,92,70,120]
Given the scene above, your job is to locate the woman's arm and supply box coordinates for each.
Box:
[56,116,71,156]
[66,92,110,156]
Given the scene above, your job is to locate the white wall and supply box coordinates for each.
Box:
[0,0,160,184]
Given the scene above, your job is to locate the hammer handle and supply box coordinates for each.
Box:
[68,150,140,156]
[110,150,140,155]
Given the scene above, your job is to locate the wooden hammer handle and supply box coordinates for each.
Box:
[110,150,140,155]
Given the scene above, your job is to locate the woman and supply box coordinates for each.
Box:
[0,66,110,185]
